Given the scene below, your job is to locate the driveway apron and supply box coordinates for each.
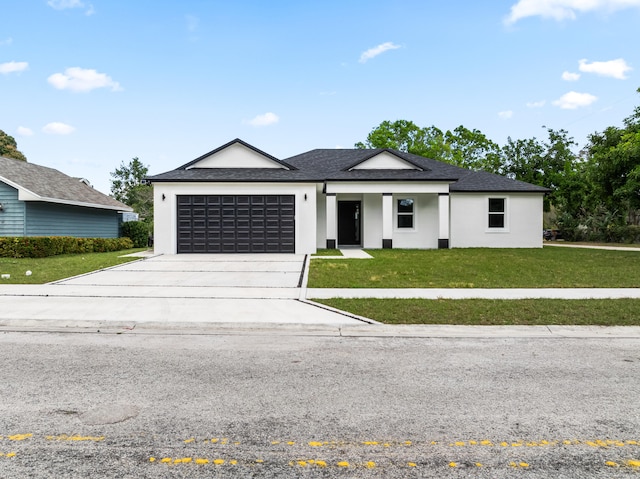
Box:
[0,254,364,326]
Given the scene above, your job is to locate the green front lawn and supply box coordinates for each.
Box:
[315,298,640,325]
[0,249,147,284]
[308,247,640,288]
[311,249,342,256]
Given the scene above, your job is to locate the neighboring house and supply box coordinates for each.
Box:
[0,156,132,238]
[147,139,549,254]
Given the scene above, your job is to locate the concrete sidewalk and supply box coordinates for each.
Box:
[544,242,640,252]
[306,287,640,299]
[2,319,639,338]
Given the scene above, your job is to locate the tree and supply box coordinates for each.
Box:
[355,120,448,160]
[501,128,579,211]
[585,127,640,223]
[0,129,27,161]
[443,125,502,173]
[110,157,153,222]
[355,120,501,172]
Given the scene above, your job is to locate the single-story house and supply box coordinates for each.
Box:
[147,139,549,254]
[0,156,132,238]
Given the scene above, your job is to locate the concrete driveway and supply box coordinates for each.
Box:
[0,254,367,328]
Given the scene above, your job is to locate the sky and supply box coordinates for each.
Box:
[1,0,639,195]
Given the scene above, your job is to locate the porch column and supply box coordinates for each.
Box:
[382,193,393,248]
[326,193,337,249]
[438,193,450,249]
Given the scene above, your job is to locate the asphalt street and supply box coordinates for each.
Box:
[1,331,639,478]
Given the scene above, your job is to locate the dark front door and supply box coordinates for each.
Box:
[338,201,361,246]
[177,195,295,253]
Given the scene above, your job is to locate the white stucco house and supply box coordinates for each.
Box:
[147,139,549,254]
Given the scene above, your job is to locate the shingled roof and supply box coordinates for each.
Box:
[0,156,132,211]
[147,142,550,194]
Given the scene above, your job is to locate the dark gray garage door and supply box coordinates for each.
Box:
[177,195,295,253]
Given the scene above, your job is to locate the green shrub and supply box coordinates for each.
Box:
[0,236,134,258]
[557,209,640,243]
[120,221,150,248]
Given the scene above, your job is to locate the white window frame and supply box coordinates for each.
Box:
[395,197,416,231]
[487,197,509,232]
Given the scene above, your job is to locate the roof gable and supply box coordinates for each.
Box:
[182,139,295,170]
[0,156,132,211]
[148,142,550,194]
[347,150,423,171]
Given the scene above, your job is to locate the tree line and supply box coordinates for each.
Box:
[355,88,640,242]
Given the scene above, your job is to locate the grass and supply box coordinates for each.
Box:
[314,298,640,325]
[551,241,640,248]
[308,247,640,288]
[0,249,147,284]
[311,249,342,256]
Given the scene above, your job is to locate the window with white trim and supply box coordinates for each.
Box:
[397,198,414,228]
[488,198,505,228]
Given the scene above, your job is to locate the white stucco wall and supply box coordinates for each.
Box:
[350,151,419,170]
[152,182,317,254]
[391,193,439,248]
[362,194,383,248]
[449,193,544,248]
[315,184,327,248]
[316,192,440,249]
[187,143,285,169]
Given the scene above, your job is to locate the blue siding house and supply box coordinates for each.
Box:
[0,156,132,238]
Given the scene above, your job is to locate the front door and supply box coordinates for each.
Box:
[338,201,361,246]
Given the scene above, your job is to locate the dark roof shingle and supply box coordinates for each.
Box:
[0,156,132,211]
[147,143,550,193]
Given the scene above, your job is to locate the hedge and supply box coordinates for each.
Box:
[559,225,640,243]
[120,221,150,248]
[0,236,134,258]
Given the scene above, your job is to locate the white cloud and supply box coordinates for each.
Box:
[246,112,279,127]
[16,126,34,136]
[498,110,514,119]
[47,0,83,9]
[562,71,581,81]
[0,37,12,46]
[526,100,546,108]
[505,0,640,24]
[0,61,28,74]
[578,58,632,79]
[552,91,598,109]
[48,0,95,15]
[42,122,76,135]
[359,42,401,63]
[48,67,122,92]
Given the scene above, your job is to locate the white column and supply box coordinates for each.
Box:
[325,194,337,249]
[438,193,450,248]
[382,193,393,248]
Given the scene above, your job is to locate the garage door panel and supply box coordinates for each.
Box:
[177,194,295,253]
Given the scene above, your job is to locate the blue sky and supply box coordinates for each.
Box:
[1,0,639,194]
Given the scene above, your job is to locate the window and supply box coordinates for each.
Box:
[397,198,414,228]
[488,198,505,228]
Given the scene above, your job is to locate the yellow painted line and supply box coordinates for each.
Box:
[46,435,104,442]
[147,455,640,471]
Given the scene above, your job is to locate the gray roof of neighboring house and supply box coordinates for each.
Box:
[0,156,133,211]
[147,139,550,194]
